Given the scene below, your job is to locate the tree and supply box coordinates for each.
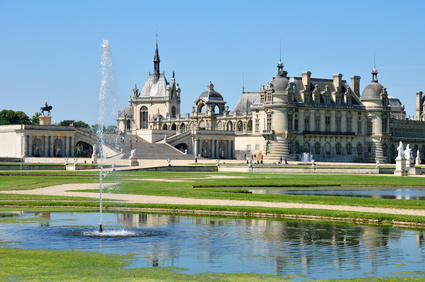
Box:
[0,109,31,125]
[31,112,41,125]
[58,120,90,128]
[106,125,117,134]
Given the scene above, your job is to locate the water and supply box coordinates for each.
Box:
[1,211,425,280]
[300,152,313,164]
[97,39,113,230]
[250,187,425,200]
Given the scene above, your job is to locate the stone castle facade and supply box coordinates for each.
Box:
[117,43,425,163]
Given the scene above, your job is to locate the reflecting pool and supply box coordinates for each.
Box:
[250,187,425,200]
[1,211,425,280]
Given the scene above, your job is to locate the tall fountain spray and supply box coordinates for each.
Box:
[98,39,113,232]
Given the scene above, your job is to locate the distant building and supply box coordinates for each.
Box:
[120,43,425,163]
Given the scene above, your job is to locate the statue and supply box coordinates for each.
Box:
[404,144,412,160]
[129,149,136,159]
[396,141,405,159]
[40,102,53,116]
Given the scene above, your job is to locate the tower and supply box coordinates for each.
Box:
[153,40,160,82]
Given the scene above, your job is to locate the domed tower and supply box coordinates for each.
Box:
[361,67,390,163]
[263,61,292,163]
[192,82,227,130]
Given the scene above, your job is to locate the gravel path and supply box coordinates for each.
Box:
[2,183,425,217]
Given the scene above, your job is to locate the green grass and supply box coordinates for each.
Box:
[1,171,425,224]
[0,245,423,281]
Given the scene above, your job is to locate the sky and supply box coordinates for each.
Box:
[1,0,425,126]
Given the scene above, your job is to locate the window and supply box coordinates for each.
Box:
[346,143,352,155]
[357,143,363,156]
[140,106,148,129]
[382,117,387,133]
[336,143,342,155]
[347,96,352,106]
[288,114,293,131]
[367,118,373,135]
[336,116,341,133]
[347,116,352,132]
[305,93,311,104]
[237,121,243,132]
[294,114,299,131]
[304,116,310,131]
[171,106,176,118]
[315,116,320,131]
[325,116,331,132]
[325,143,331,155]
[255,118,260,132]
[267,113,272,131]
[357,114,362,134]
[314,142,321,155]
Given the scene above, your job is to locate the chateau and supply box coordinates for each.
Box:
[118,42,425,163]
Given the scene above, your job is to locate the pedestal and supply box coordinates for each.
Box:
[394,158,407,176]
[39,115,52,126]
[129,158,139,167]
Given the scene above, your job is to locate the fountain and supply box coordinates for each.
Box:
[97,39,113,232]
[300,152,313,164]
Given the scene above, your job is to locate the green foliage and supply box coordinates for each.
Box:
[91,124,116,133]
[31,112,41,125]
[58,120,90,128]
[0,109,31,125]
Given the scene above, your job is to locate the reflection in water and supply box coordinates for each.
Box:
[250,188,425,200]
[0,212,424,280]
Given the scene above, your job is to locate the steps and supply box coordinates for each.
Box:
[103,134,195,160]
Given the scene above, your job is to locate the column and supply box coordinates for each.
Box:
[341,112,347,133]
[70,136,75,157]
[28,135,33,157]
[44,135,48,157]
[298,110,305,133]
[320,111,326,132]
[211,140,215,159]
[50,135,54,157]
[193,138,198,156]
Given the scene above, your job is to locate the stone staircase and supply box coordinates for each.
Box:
[103,134,195,160]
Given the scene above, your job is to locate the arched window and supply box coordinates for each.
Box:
[162,124,168,130]
[247,120,252,132]
[171,123,177,130]
[356,143,363,156]
[180,123,185,133]
[126,119,131,130]
[140,106,148,129]
[171,106,176,118]
[335,142,342,155]
[237,121,243,132]
[314,142,321,155]
[346,143,352,155]
[227,121,233,131]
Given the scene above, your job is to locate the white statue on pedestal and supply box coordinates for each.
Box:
[404,144,412,161]
[129,149,136,159]
[396,141,405,159]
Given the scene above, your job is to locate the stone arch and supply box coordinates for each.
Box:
[75,141,92,157]
[54,138,63,157]
[197,102,206,114]
[180,123,185,133]
[201,141,209,158]
[227,121,233,131]
[171,123,177,130]
[237,120,243,132]
[162,124,168,130]
[198,120,206,130]
[247,120,253,132]
[32,137,43,157]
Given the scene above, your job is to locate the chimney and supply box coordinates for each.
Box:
[416,91,423,120]
[301,71,311,89]
[351,75,361,96]
[333,74,342,92]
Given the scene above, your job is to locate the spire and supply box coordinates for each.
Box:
[372,48,378,82]
[153,37,160,79]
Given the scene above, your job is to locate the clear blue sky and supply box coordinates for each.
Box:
[1,0,425,126]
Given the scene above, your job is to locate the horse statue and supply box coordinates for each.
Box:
[40,102,53,116]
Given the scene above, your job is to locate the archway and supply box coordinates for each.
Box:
[162,124,168,130]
